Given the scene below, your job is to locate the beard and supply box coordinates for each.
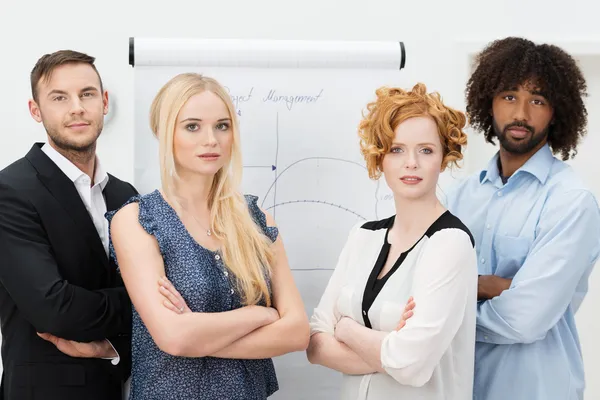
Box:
[42,117,103,155]
[493,119,549,155]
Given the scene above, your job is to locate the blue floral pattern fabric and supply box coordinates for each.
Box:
[106,189,279,400]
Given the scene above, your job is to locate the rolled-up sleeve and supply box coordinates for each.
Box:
[476,189,600,345]
[380,229,477,387]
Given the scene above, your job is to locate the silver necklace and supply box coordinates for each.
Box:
[173,197,212,236]
[190,213,212,236]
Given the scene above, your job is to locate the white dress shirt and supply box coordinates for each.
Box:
[310,212,478,400]
[41,143,119,365]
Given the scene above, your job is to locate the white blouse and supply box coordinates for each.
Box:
[310,212,478,400]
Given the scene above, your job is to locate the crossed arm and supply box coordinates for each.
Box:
[307,228,476,387]
[0,182,131,376]
[108,201,309,358]
[475,190,600,345]
[306,300,414,375]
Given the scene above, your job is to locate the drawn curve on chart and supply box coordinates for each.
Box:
[265,199,367,220]
[260,157,368,208]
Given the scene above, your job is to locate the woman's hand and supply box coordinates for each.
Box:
[158,277,191,314]
[395,296,416,331]
[158,277,281,325]
[334,316,357,343]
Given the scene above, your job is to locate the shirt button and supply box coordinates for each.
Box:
[484,335,489,340]
[481,258,486,264]
[215,254,220,261]
[224,270,228,277]
[362,310,366,315]
[486,224,491,230]
[497,191,503,197]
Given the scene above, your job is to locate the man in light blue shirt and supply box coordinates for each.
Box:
[446,37,600,399]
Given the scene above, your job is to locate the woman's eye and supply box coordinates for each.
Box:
[186,124,199,132]
[216,122,230,131]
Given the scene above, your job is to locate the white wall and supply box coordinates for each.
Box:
[2,0,600,396]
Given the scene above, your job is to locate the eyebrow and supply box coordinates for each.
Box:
[529,89,548,98]
[81,86,100,93]
[46,86,99,98]
[47,89,68,98]
[392,142,438,146]
[179,117,232,123]
[501,87,548,98]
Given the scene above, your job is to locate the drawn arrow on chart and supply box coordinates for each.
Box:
[261,157,366,208]
[244,165,277,171]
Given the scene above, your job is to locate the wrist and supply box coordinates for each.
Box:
[249,305,275,326]
[100,340,117,358]
[335,318,351,343]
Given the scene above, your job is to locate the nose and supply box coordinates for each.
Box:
[204,127,218,147]
[512,98,530,122]
[404,151,418,169]
[69,97,85,115]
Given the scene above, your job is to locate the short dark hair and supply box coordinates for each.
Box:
[465,37,588,160]
[30,50,104,102]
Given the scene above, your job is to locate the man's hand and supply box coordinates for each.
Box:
[478,275,512,300]
[37,333,116,359]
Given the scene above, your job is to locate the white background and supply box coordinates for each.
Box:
[2,0,600,398]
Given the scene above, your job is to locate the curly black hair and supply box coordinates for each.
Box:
[465,37,587,160]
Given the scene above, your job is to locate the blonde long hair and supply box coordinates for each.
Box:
[149,73,275,306]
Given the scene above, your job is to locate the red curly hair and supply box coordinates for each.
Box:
[359,83,468,180]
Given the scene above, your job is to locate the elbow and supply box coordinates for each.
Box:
[380,335,436,387]
[508,323,548,344]
[488,314,549,344]
[287,316,310,352]
[35,314,93,342]
[156,340,183,357]
[276,314,310,355]
[153,325,208,357]
[153,331,183,356]
[306,334,320,364]
[385,364,435,388]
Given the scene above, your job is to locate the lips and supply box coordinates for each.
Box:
[400,176,422,185]
[504,123,533,140]
[508,128,530,139]
[66,122,90,129]
[199,153,220,160]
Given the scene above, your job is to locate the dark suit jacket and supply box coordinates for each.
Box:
[0,143,137,400]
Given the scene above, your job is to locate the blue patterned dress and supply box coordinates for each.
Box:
[106,190,279,400]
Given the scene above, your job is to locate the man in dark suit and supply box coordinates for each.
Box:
[0,50,136,399]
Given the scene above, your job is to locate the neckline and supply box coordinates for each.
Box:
[154,189,221,254]
[384,209,450,246]
[378,209,450,281]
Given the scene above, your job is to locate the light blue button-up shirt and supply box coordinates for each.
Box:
[446,144,600,400]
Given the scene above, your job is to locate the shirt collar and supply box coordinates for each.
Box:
[479,143,554,185]
[41,143,109,189]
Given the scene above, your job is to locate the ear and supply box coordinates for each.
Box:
[28,99,43,123]
[102,90,109,116]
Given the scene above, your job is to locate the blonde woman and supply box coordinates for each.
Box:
[107,73,309,400]
[307,84,478,399]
